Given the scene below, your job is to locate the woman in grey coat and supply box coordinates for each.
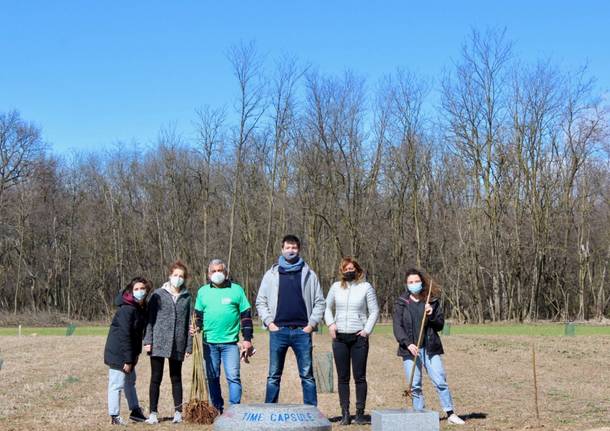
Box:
[324,257,379,426]
[143,261,193,424]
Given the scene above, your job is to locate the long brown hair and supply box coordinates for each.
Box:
[339,257,365,289]
[404,267,441,300]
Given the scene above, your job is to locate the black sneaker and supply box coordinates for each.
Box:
[354,408,367,425]
[340,408,351,425]
[111,415,127,426]
[129,407,147,422]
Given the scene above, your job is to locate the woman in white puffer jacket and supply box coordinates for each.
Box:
[324,257,379,426]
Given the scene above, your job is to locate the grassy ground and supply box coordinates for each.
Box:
[1,331,610,430]
[2,322,609,337]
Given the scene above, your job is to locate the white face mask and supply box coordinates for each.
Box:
[133,290,147,301]
[169,276,184,289]
[210,272,226,286]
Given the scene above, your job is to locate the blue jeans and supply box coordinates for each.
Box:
[107,367,140,416]
[402,347,455,412]
[203,342,241,412]
[265,327,317,406]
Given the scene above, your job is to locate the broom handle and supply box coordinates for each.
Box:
[189,310,210,401]
[190,311,197,400]
[407,285,434,391]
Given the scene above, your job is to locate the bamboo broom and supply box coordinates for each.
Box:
[184,314,219,424]
[404,282,434,399]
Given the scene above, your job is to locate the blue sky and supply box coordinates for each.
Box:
[1,1,609,153]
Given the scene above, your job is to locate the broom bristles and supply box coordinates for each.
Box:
[184,399,219,424]
[184,325,219,424]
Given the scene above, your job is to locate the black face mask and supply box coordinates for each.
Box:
[343,271,357,282]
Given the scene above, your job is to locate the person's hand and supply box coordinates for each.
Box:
[303,325,313,334]
[328,324,337,339]
[268,322,280,332]
[425,303,433,316]
[357,329,369,338]
[408,344,419,357]
[123,363,133,373]
[144,344,152,353]
[189,323,200,335]
[240,341,255,363]
[185,352,191,358]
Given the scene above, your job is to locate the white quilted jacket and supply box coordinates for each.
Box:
[324,280,379,334]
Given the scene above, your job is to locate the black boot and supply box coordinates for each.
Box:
[354,408,366,425]
[340,408,351,425]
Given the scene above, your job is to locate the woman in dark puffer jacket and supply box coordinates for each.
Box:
[104,277,152,425]
[393,268,465,425]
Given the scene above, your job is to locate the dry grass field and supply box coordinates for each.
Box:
[1,332,609,431]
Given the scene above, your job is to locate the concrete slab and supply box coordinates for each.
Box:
[213,403,331,431]
[372,408,439,431]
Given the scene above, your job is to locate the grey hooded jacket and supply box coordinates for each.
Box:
[143,284,193,361]
[256,262,325,329]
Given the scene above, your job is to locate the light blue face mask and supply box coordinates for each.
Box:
[407,282,423,294]
[133,290,147,301]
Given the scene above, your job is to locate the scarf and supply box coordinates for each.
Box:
[278,255,305,272]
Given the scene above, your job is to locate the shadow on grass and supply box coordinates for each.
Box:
[329,411,487,424]
[440,412,487,421]
[328,414,371,424]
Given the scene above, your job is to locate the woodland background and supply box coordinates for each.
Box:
[1,30,608,323]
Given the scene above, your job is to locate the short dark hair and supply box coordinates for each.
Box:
[281,234,301,248]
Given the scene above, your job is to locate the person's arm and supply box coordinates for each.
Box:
[323,284,336,327]
[185,300,193,355]
[363,284,380,334]
[118,307,135,368]
[240,308,254,341]
[308,273,326,329]
[194,309,204,330]
[426,300,445,332]
[324,284,337,338]
[392,300,411,346]
[193,289,204,331]
[255,271,274,328]
[143,293,158,349]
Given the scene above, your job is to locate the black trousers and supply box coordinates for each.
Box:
[332,332,369,410]
[149,356,183,413]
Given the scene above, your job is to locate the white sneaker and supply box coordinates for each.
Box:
[172,411,183,423]
[145,412,159,424]
[448,413,465,425]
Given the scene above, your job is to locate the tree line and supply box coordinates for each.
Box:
[1,30,608,322]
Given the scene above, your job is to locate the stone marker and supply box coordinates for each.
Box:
[66,323,76,336]
[372,409,439,431]
[0,357,4,370]
[313,351,333,393]
[213,403,331,431]
[564,322,576,336]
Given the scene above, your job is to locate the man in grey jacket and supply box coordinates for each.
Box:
[256,234,325,406]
